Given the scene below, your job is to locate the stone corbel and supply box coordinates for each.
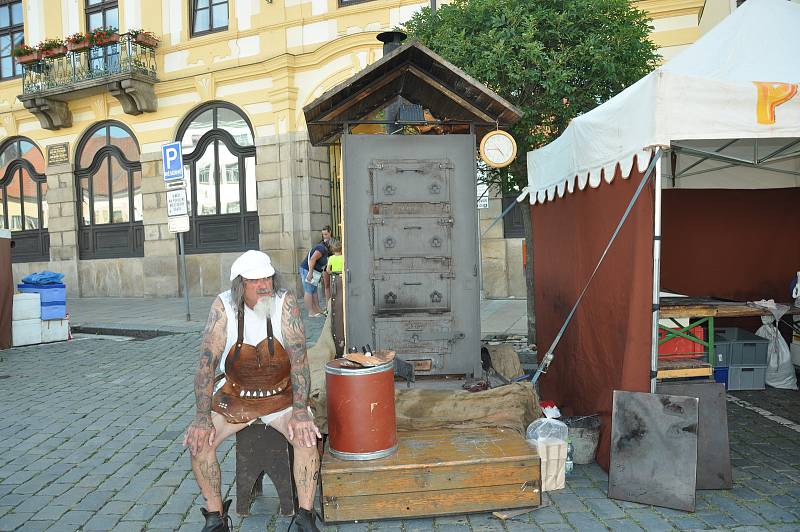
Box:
[107,79,158,115]
[20,97,72,130]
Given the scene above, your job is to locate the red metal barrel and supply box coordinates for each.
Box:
[325,358,397,460]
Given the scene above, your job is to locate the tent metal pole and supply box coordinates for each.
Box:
[758,138,800,163]
[650,150,664,393]
[674,139,738,177]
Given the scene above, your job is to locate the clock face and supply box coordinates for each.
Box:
[480,131,517,168]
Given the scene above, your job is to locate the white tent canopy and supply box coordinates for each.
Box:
[527,0,800,204]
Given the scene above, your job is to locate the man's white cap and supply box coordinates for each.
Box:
[230,250,275,281]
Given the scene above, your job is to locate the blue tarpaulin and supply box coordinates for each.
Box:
[22,271,64,285]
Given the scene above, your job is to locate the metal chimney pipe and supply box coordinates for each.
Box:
[376,31,407,55]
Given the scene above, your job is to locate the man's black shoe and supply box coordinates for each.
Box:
[200,499,232,532]
[288,507,321,532]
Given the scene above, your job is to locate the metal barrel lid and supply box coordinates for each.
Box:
[325,358,395,376]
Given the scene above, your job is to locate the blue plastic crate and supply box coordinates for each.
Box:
[17,283,66,304]
[41,303,67,320]
[18,284,67,320]
[713,366,729,389]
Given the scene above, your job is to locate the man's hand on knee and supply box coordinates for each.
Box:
[183,414,216,456]
[287,408,321,448]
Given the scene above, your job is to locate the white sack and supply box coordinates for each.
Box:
[757,314,798,390]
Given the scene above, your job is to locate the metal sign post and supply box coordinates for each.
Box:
[162,142,191,321]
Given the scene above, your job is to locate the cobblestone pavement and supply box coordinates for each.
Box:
[1,331,800,531]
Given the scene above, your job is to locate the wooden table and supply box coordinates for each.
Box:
[660,298,800,319]
[656,298,799,379]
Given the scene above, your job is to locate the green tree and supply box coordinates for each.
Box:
[404,0,659,342]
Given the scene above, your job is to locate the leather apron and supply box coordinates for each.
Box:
[211,312,293,424]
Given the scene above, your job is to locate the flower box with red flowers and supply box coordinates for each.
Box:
[39,39,68,58]
[66,32,91,52]
[12,44,40,64]
[91,27,120,47]
[131,30,159,49]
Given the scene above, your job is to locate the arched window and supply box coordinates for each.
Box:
[0,137,48,262]
[75,121,143,259]
[177,102,258,253]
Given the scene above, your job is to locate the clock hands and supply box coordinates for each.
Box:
[488,146,508,159]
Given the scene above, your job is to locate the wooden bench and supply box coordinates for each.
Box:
[235,422,296,516]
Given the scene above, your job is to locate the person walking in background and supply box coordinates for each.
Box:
[323,239,343,303]
[320,225,332,246]
[326,239,343,275]
[299,239,329,318]
[319,225,333,302]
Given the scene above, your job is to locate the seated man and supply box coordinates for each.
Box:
[183,250,322,532]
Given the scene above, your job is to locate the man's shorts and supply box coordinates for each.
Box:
[251,405,293,426]
[249,405,314,427]
[298,266,317,294]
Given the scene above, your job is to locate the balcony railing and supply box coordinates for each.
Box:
[21,33,157,95]
[17,32,159,130]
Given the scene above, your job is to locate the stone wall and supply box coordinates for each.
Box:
[41,162,80,295]
[77,258,145,297]
[140,151,180,297]
[256,131,331,294]
[479,188,526,299]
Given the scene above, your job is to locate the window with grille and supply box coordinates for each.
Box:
[0,0,23,80]
[75,121,143,259]
[0,137,48,262]
[191,0,228,37]
[85,0,118,31]
[177,102,258,253]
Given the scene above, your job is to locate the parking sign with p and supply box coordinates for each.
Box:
[162,142,184,182]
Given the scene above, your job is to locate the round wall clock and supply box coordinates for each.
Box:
[479,130,517,168]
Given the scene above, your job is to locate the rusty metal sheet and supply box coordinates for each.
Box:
[656,381,732,490]
[609,390,699,512]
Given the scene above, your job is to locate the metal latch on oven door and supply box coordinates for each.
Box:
[368,216,384,250]
[408,331,465,344]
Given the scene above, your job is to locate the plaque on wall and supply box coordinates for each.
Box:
[47,143,70,166]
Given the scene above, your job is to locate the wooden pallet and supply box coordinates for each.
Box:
[320,427,541,523]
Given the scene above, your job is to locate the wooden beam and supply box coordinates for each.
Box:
[406,65,497,123]
[316,67,407,123]
[657,367,713,379]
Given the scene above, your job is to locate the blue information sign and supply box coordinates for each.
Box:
[162,142,184,182]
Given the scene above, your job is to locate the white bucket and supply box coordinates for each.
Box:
[563,415,601,465]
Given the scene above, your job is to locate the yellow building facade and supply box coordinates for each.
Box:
[0,0,751,298]
[2,0,433,297]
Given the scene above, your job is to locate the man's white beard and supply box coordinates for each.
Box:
[253,295,275,320]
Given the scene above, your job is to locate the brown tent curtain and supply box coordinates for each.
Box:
[531,162,655,471]
[661,188,800,304]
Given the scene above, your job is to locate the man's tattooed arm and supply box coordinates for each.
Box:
[282,291,310,414]
[194,296,227,426]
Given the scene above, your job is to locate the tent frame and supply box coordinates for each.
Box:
[671,139,800,180]
[650,138,800,391]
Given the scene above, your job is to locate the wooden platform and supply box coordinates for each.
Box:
[657,358,713,379]
[320,427,541,523]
